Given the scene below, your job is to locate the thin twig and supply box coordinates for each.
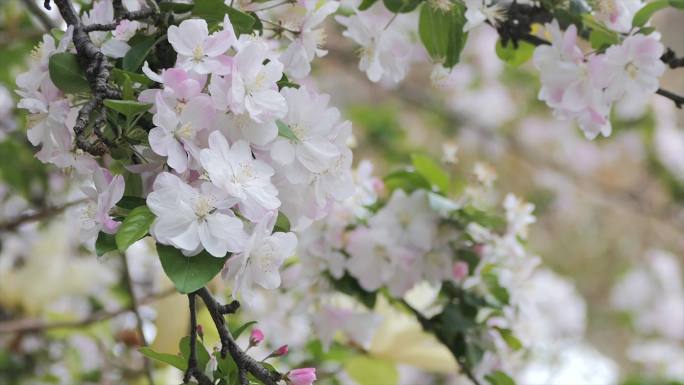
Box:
[0,288,175,334]
[121,252,156,385]
[0,199,86,233]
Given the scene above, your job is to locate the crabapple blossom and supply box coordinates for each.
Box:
[167,17,236,74]
[335,5,413,83]
[148,93,215,173]
[270,86,343,180]
[200,131,280,222]
[209,38,287,123]
[224,217,297,303]
[594,0,642,33]
[79,168,125,242]
[278,0,340,78]
[140,64,207,113]
[146,172,246,257]
[597,34,666,102]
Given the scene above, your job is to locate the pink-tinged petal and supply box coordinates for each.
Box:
[101,217,121,234]
[148,127,171,156]
[298,138,339,173]
[166,141,189,173]
[181,94,215,130]
[204,30,233,57]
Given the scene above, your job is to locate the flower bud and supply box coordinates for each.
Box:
[452,261,469,281]
[273,344,289,357]
[249,328,264,347]
[196,324,204,340]
[286,368,316,385]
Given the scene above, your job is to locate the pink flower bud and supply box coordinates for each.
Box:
[473,243,486,257]
[196,324,204,339]
[286,368,317,385]
[452,261,469,281]
[249,328,264,347]
[273,345,289,357]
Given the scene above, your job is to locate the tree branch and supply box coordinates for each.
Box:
[184,293,213,385]
[20,0,57,31]
[193,287,282,385]
[662,48,684,69]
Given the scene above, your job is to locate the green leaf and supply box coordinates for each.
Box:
[632,0,684,28]
[111,68,153,86]
[383,169,431,193]
[230,321,257,340]
[104,100,152,118]
[345,356,398,385]
[274,211,291,233]
[123,35,162,72]
[482,266,510,305]
[115,206,155,252]
[192,0,255,35]
[419,2,467,68]
[117,196,147,210]
[159,2,195,12]
[411,153,450,193]
[276,120,298,141]
[95,232,117,256]
[156,244,229,294]
[383,0,422,13]
[139,347,187,370]
[358,0,378,10]
[328,273,377,309]
[496,328,523,351]
[485,370,516,385]
[580,14,619,51]
[48,53,90,94]
[495,39,535,67]
[179,336,210,372]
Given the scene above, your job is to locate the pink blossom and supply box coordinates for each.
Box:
[286,368,316,385]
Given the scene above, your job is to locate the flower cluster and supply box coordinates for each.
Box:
[533,21,666,139]
[15,0,353,306]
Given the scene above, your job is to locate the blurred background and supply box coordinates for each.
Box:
[0,0,683,384]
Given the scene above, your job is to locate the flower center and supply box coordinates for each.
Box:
[626,62,639,80]
[175,122,195,141]
[192,46,205,63]
[194,195,216,220]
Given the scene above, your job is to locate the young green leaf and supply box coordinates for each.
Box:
[95,232,117,256]
[156,244,229,294]
[115,206,155,252]
[495,40,535,67]
[123,35,162,72]
[179,336,210,371]
[358,0,379,10]
[138,347,187,370]
[485,370,516,385]
[231,321,257,339]
[383,0,422,13]
[192,0,255,35]
[103,100,152,118]
[632,0,684,28]
[276,120,298,141]
[48,53,90,94]
[411,153,450,193]
[419,2,468,68]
